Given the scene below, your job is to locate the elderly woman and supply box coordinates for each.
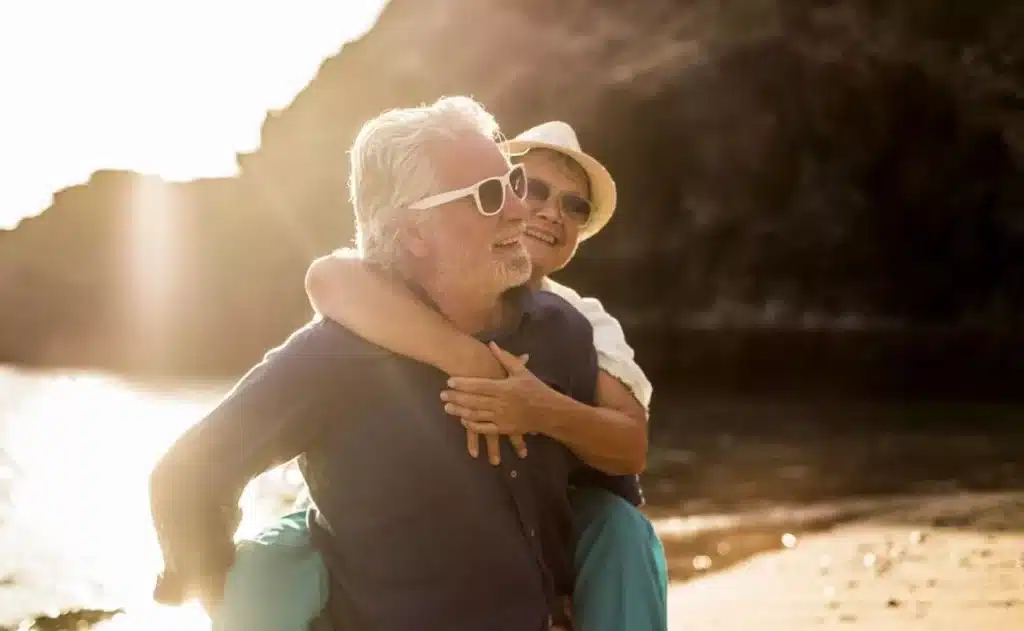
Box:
[214,122,668,631]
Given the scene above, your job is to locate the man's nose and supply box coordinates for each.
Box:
[502,190,529,222]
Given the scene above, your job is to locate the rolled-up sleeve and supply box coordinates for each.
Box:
[541,278,653,411]
[149,324,357,605]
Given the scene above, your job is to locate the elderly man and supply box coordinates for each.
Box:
[149,97,612,631]
[212,122,668,631]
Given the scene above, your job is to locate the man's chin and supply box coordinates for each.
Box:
[503,269,532,290]
[497,256,532,290]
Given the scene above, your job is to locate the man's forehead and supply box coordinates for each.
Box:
[430,132,511,188]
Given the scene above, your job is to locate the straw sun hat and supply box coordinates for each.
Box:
[503,121,617,240]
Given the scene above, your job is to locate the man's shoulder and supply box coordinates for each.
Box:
[540,277,582,302]
[263,317,392,363]
[525,289,599,404]
[524,290,595,363]
[529,289,594,337]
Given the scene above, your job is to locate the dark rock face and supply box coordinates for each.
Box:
[1,0,1022,395]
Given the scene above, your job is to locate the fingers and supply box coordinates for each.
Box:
[465,425,527,464]
[444,403,494,422]
[487,342,528,374]
[466,428,480,459]
[509,434,528,458]
[446,376,503,395]
[440,390,496,411]
[485,434,501,465]
[461,419,501,435]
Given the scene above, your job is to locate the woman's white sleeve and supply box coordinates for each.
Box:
[542,278,653,411]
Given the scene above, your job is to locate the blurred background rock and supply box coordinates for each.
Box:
[2,0,1022,399]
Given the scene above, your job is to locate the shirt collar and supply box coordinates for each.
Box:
[400,276,537,338]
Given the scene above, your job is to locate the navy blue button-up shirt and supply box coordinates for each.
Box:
[150,288,638,631]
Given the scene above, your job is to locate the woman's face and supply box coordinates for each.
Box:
[517,150,593,278]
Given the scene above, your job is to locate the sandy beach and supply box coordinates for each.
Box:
[3,370,1023,630]
[666,492,1024,630]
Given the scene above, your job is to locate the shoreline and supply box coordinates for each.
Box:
[7,490,1024,630]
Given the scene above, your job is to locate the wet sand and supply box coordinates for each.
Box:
[667,492,1024,629]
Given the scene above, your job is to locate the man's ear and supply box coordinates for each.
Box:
[397,215,430,259]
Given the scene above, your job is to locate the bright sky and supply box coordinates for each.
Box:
[0,0,387,229]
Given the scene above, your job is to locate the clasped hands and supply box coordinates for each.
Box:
[441,342,552,465]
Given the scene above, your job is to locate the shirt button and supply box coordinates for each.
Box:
[529,528,536,537]
[510,470,518,479]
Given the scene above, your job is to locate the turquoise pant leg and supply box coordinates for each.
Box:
[571,489,669,631]
[212,511,329,631]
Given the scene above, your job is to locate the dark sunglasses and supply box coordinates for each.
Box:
[525,177,592,225]
[409,164,528,217]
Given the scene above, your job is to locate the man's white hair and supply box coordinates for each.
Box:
[348,96,505,268]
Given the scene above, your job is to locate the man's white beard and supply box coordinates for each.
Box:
[441,245,531,298]
[497,251,532,289]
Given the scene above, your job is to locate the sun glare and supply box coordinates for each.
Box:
[0,0,388,230]
[2,372,300,628]
[125,176,177,362]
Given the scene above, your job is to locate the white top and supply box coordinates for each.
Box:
[541,277,653,411]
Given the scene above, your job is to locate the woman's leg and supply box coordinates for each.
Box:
[212,510,329,631]
[571,488,669,631]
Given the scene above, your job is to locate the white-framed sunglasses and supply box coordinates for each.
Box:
[409,164,528,216]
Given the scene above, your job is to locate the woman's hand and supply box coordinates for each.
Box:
[442,343,557,464]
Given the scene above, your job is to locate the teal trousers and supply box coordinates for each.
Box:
[570,488,668,631]
[213,489,668,631]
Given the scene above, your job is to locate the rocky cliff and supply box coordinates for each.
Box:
[1,0,1022,396]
